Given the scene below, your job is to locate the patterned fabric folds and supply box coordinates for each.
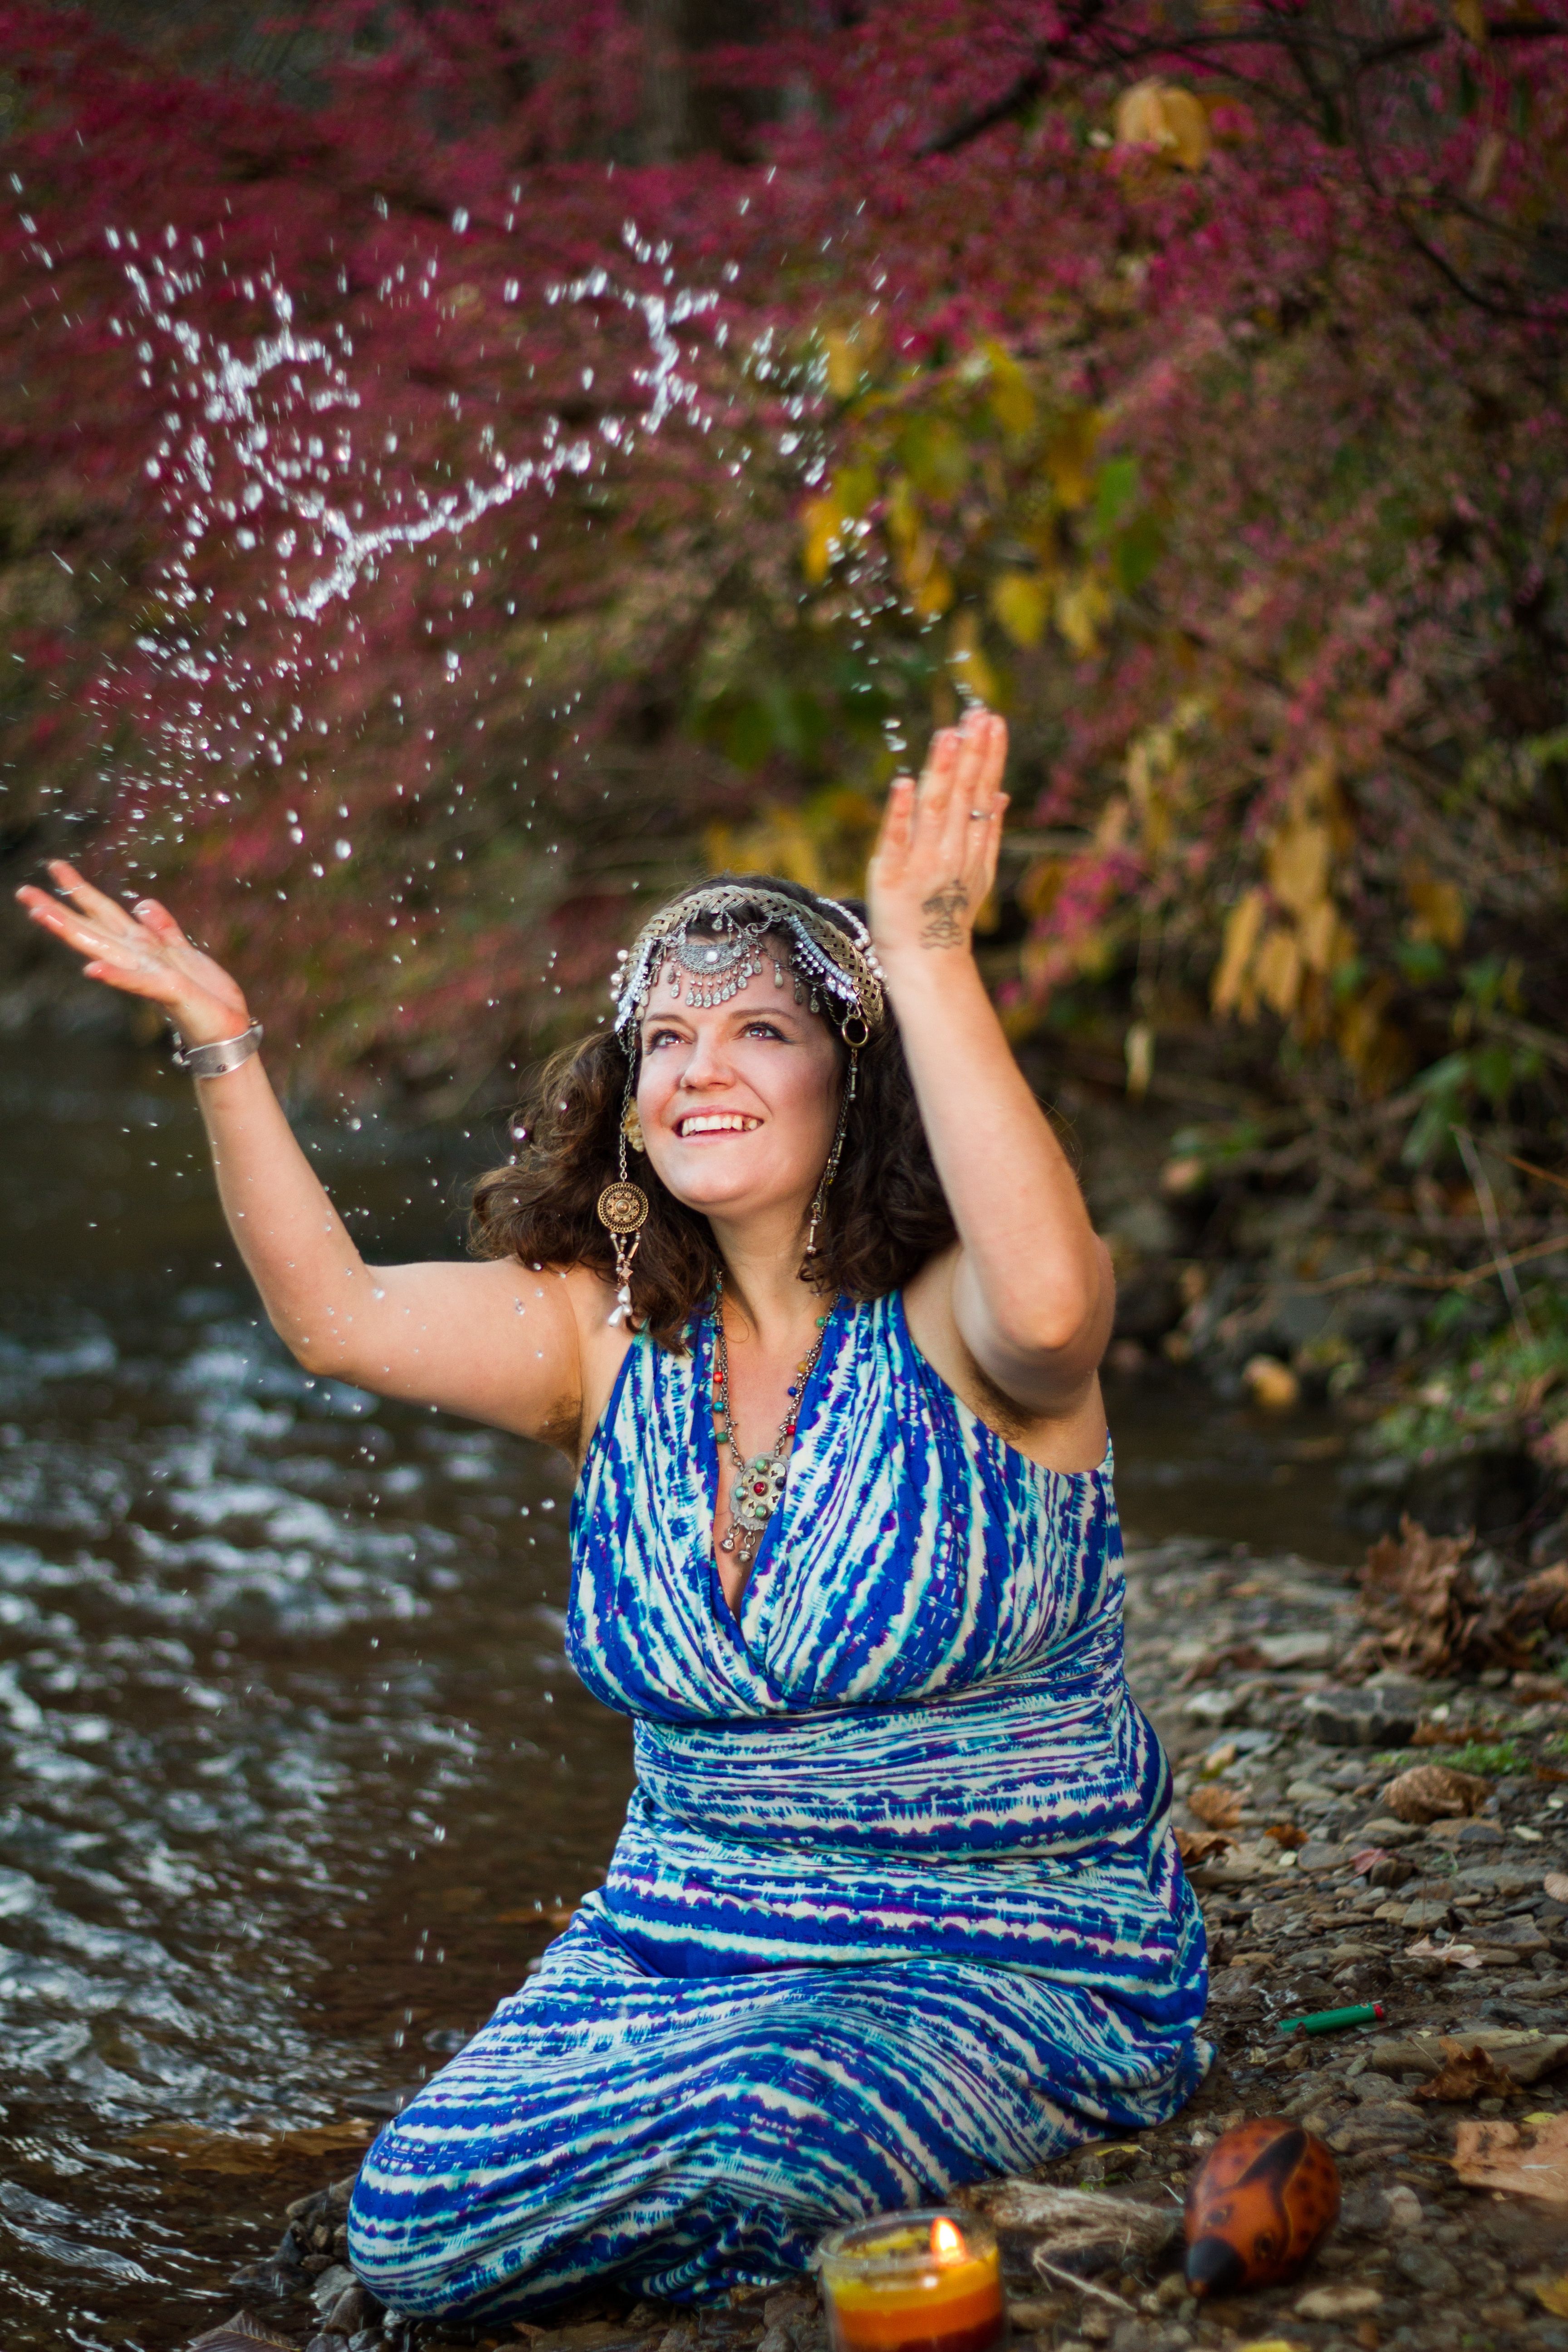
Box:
[347,1292,1209,2321]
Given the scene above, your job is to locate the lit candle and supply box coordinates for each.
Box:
[818,2210,1007,2352]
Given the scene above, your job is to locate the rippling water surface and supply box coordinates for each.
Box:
[0,1035,1355,2349]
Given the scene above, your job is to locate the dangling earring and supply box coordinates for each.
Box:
[800,1044,858,1279]
[622,1099,646,1154]
[598,1062,649,1328]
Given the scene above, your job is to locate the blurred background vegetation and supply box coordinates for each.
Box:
[1,0,1566,1526]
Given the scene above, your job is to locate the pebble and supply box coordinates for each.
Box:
[1300,1685,1419,1745]
[1296,2279,1384,2318]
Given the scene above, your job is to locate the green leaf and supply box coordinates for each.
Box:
[1113,509,1164,592]
[895,415,970,502]
[1094,454,1140,529]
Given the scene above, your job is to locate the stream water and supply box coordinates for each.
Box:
[0,1031,1358,2352]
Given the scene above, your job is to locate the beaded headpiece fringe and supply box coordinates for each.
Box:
[611,884,886,1042]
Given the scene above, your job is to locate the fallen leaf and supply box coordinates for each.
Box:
[1407,1936,1485,1970]
[128,2117,374,2175]
[1351,1845,1395,1874]
[1353,1514,1553,1676]
[1545,1872,1568,1902]
[1413,2040,1520,2103]
[1265,1821,1308,1849]
[1175,1825,1235,1864]
[1452,2113,1568,2204]
[1534,2273,1568,2318]
[1189,1783,1244,1831]
[1382,1762,1491,1823]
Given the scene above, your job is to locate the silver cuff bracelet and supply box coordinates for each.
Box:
[170,1020,264,1079]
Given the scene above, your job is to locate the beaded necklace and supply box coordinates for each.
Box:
[710,1279,834,1564]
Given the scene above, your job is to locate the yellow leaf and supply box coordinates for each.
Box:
[801,492,845,586]
[1404,862,1467,949]
[1017,857,1066,919]
[1055,574,1110,656]
[1125,1020,1154,1100]
[984,342,1036,441]
[906,545,954,619]
[1299,895,1338,974]
[822,328,863,401]
[1139,794,1173,859]
[1453,0,1487,41]
[1290,750,1337,817]
[1255,925,1303,1019]
[1161,88,1212,169]
[1113,80,1211,169]
[1534,2274,1568,2318]
[1044,410,1102,510]
[1114,79,1169,148]
[1074,926,1114,979]
[989,568,1051,648]
[1213,887,1265,1017]
[1095,795,1130,851]
[1267,820,1331,919]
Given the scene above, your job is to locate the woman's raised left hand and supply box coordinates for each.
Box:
[866,709,1008,970]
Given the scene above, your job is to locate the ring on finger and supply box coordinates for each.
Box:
[968,808,992,820]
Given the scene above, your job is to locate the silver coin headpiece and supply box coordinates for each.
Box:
[611,884,886,1044]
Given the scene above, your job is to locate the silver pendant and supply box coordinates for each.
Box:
[734,1454,787,1530]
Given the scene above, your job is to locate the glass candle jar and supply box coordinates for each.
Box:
[817,2209,1007,2352]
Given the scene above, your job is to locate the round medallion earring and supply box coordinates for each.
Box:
[598,1067,649,1328]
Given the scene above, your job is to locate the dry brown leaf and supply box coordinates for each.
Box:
[1382,1761,1491,1823]
[1265,1821,1309,1850]
[1545,1872,1568,1903]
[129,2116,374,2175]
[1353,1515,1554,1676]
[1189,1783,1244,1831]
[1453,2113,1568,2204]
[1414,2041,1521,2103]
[1515,1563,1568,1636]
[1174,1825,1235,1865]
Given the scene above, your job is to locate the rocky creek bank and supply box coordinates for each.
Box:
[189,1525,1568,2352]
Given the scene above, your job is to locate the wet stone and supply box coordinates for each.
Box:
[1300,1685,1419,1746]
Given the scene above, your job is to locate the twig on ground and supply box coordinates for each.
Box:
[1030,2254,1133,2312]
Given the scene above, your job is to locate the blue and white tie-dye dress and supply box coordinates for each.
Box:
[347,1291,1209,2319]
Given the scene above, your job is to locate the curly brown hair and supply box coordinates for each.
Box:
[469,875,955,1349]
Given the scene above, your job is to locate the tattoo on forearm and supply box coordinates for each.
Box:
[919,880,970,949]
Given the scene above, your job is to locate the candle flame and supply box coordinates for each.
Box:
[930,2218,965,2263]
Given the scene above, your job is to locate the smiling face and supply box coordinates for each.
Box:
[635,946,843,1226]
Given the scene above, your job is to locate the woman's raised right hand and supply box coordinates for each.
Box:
[16,860,251,1047]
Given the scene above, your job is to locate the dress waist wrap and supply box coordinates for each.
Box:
[628,1617,1163,1861]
